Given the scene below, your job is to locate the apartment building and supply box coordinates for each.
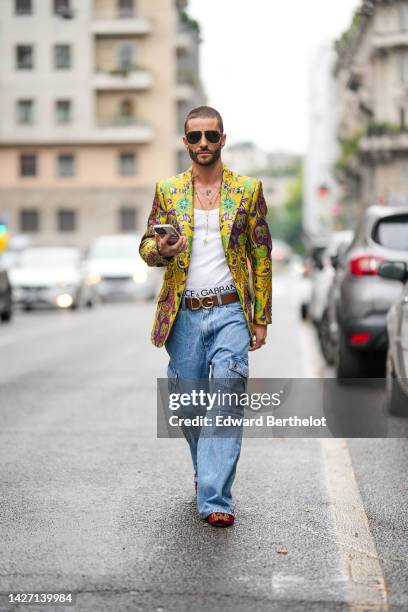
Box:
[0,0,205,247]
[175,1,206,172]
[335,0,408,214]
[305,45,340,237]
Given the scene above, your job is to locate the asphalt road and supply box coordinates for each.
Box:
[0,268,407,612]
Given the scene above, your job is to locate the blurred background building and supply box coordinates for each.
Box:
[223,142,301,212]
[0,0,205,247]
[304,45,340,239]
[334,0,408,219]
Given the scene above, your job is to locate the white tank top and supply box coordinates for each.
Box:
[184,208,235,298]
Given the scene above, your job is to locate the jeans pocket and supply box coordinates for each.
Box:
[167,363,178,380]
[167,363,179,396]
[227,356,249,379]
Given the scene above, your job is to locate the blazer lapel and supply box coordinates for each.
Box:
[173,166,194,257]
[219,164,244,256]
[172,164,243,261]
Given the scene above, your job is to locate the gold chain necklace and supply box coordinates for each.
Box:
[198,192,220,246]
[193,175,222,246]
[192,172,223,207]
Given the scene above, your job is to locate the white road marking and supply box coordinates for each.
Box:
[321,439,389,611]
[300,319,389,610]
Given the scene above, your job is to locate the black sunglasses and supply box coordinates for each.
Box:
[185,130,222,144]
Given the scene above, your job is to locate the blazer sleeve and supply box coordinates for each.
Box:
[247,180,272,325]
[138,181,174,267]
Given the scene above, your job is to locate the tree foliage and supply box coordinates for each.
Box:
[267,163,304,255]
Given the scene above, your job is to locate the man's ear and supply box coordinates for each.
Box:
[221,134,227,149]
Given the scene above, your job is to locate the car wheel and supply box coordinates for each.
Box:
[385,348,408,416]
[0,296,12,322]
[300,303,308,320]
[335,328,364,380]
[318,310,335,365]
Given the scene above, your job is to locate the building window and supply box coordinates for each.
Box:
[118,99,135,124]
[119,152,136,176]
[118,43,135,70]
[16,45,33,70]
[20,154,37,176]
[54,0,72,16]
[399,51,408,84]
[15,0,32,15]
[400,107,406,129]
[20,209,39,232]
[57,209,76,232]
[54,44,71,69]
[17,99,34,124]
[55,100,72,124]
[57,154,75,177]
[400,5,408,31]
[118,0,134,18]
[119,207,138,231]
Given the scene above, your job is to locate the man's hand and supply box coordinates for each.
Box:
[155,233,187,258]
[249,323,267,351]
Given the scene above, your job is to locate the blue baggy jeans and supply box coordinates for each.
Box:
[164,298,251,518]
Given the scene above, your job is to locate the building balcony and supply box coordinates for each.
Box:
[176,83,195,102]
[93,68,153,90]
[359,131,408,158]
[91,17,152,36]
[176,31,192,50]
[94,118,153,143]
[0,122,153,145]
[372,30,408,51]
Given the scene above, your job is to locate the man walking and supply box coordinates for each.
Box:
[139,106,272,527]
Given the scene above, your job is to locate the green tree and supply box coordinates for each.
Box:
[267,164,304,255]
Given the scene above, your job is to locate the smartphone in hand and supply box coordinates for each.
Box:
[153,224,181,245]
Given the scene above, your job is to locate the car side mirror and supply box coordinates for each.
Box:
[378,261,408,283]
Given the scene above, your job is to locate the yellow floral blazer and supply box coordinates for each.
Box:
[139,164,272,348]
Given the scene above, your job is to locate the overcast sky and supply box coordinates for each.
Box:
[188,0,359,155]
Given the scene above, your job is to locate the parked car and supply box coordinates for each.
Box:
[331,206,408,379]
[0,254,12,322]
[378,260,408,416]
[309,230,354,364]
[298,238,328,321]
[298,257,313,320]
[9,246,98,310]
[84,234,159,302]
[271,239,293,267]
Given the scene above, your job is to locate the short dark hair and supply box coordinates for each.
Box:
[184,106,224,134]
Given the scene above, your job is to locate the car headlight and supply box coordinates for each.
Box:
[133,269,148,283]
[56,294,74,308]
[86,272,101,285]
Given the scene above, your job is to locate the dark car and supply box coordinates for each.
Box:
[315,232,355,365]
[299,238,328,321]
[331,205,408,379]
[0,254,13,322]
[378,261,408,416]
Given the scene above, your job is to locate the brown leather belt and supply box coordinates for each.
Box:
[182,292,240,310]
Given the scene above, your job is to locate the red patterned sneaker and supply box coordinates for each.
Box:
[205,512,235,527]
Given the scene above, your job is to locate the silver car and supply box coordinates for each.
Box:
[378,261,408,416]
[9,246,98,310]
[332,206,408,379]
[84,234,159,302]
